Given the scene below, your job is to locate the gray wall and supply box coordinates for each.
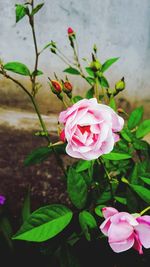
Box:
[0,0,150,112]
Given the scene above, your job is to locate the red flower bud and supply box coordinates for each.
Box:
[51,80,62,94]
[117,108,124,113]
[60,129,66,142]
[63,81,72,92]
[67,27,74,35]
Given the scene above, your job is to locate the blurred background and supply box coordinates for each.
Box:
[0,0,150,215]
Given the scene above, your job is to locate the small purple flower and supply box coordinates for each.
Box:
[0,195,6,205]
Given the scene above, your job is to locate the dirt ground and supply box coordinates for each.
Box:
[0,124,72,225]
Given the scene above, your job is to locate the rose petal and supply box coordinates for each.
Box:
[135,216,150,248]
[109,235,134,253]
[108,222,134,243]
[102,207,118,219]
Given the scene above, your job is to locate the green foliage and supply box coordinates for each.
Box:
[79,211,97,241]
[136,119,150,138]
[102,152,132,160]
[31,3,44,16]
[15,4,28,23]
[12,204,73,242]
[76,160,93,173]
[24,146,52,166]
[21,189,31,222]
[95,205,105,217]
[4,62,30,76]
[63,67,80,75]
[129,184,150,204]
[98,76,109,88]
[101,57,119,72]
[128,106,143,130]
[67,167,88,209]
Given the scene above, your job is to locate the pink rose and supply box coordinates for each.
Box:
[59,98,124,160]
[99,207,150,254]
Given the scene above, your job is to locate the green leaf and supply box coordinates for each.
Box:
[15,4,28,23]
[101,57,119,73]
[4,62,30,76]
[12,204,73,242]
[129,184,150,204]
[133,139,149,151]
[97,182,118,204]
[32,69,43,76]
[120,128,132,142]
[63,67,80,75]
[67,167,88,209]
[102,152,132,160]
[139,177,150,185]
[94,205,105,217]
[76,160,93,173]
[128,106,143,130]
[71,96,83,104]
[98,76,109,88]
[31,3,44,16]
[114,196,127,205]
[136,120,150,138]
[22,188,31,222]
[129,163,139,184]
[79,211,97,241]
[85,67,94,77]
[0,217,13,250]
[109,95,116,111]
[24,147,52,166]
[85,77,94,85]
[86,87,94,99]
[126,188,138,213]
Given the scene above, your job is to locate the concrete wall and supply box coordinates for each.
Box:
[0,0,150,113]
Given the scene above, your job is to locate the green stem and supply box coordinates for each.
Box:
[140,206,150,216]
[30,96,50,139]
[29,0,39,95]
[98,158,114,201]
[94,76,99,101]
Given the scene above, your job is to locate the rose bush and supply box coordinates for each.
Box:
[0,1,150,266]
[100,207,150,254]
[59,98,124,160]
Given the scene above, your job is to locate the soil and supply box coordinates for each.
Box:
[0,124,72,225]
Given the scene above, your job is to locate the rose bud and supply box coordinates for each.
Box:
[62,80,73,98]
[49,79,62,95]
[115,77,125,91]
[90,54,102,72]
[67,27,74,35]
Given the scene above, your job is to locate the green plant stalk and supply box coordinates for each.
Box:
[98,158,114,201]
[94,76,99,102]
[140,206,150,216]
[72,39,85,79]
[29,0,39,95]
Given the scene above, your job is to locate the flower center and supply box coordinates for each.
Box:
[78,125,90,134]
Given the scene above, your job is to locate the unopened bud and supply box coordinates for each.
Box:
[49,79,62,95]
[50,47,56,54]
[115,77,125,91]
[93,44,97,54]
[117,108,124,113]
[67,27,74,35]
[59,129,66,142]
[90,59,102,72]
[63,81,72,92]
